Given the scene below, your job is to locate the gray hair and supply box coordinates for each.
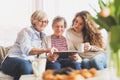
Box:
[52,16,67,28]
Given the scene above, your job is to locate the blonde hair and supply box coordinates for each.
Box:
[31,10,48,25]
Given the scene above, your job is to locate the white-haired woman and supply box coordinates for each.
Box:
[1,10,54,80]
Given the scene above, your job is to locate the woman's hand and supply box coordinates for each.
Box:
[69,54,78,61]
[46,47,59,62]
[47,53,59,62]
[84,42,91,51]
[45,47,58,53]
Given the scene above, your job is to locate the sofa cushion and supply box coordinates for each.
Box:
[0,46,12,64]
[0,46,13,80]
[0,46,12,70]
[0,71,13,80]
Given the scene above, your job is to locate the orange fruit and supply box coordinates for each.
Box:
[80,69,93,78]
[89,68,97,77]
[100,8,110,17]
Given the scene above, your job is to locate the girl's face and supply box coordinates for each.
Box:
[34,18,48,32]
[52,20,65,37]
[73,16,84,32]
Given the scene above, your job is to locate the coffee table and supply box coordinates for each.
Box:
[20,74,42,80]
[20,69,119,80]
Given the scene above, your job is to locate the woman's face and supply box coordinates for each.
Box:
[34,18,48,32]
[73,16,84,32]
[52,20,65,37]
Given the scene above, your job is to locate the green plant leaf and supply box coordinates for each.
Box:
[98,0,107,9]
[110,26,120,52]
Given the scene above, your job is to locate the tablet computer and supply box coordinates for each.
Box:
[53,50,78,55]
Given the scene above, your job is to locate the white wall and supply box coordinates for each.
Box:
[0,0,35,46]
[43,0,100,35]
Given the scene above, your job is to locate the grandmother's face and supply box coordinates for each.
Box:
[52,20,65,37]
[34,18,48,32]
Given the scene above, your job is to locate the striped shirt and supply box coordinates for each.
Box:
[51,36,68,58]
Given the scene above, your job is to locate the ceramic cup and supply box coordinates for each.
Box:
[78,43,84,53]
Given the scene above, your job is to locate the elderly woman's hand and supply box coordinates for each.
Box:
[69,53,78,61]
[47,53,59,62]
[46,47,59,62]
[45,47,58,53]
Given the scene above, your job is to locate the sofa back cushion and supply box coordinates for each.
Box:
[0,46,12,64]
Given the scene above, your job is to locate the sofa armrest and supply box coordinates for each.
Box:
[0,46,12,64]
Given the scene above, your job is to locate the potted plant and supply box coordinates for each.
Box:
[91,0,120,77]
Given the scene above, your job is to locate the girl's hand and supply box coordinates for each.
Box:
[84,42,91,51]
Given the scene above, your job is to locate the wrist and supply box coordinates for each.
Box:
[42,48,46,53]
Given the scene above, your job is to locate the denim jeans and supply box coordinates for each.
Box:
[82,53,107,70]
[1,57,33,80]
[46,58,81,70]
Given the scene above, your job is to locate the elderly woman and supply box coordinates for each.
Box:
[66,11,107,70]
[42,16,81,70]
[1,10,54,80]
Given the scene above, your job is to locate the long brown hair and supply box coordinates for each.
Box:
[72,11,104,48]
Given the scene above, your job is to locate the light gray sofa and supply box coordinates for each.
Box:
[0,46,13,80]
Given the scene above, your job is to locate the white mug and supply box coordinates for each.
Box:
[78,43,84,53]
[31,56,46,77]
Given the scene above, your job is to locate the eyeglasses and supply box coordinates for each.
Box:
[39,20,49,24]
